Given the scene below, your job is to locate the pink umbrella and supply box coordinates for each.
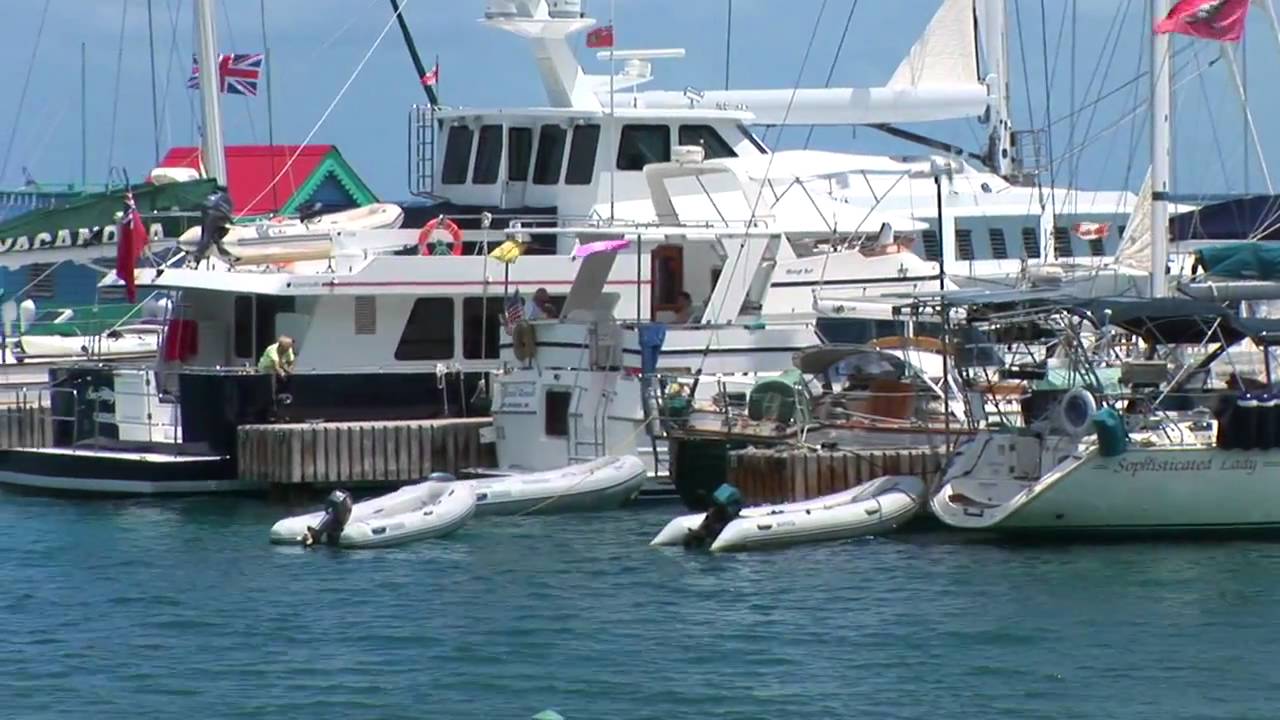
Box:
[572,237,631,259]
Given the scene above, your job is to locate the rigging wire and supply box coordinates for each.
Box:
[0,0,52,186]
[763,0,827,148]
[804,0,859,150]
[220,0,260,144]
[234,0,409,218]
[106,0,130,184]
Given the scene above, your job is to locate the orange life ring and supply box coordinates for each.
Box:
[418,217,463,256]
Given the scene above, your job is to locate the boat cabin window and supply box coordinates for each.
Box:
[955,228,974,261]
[462,297,504,360]
[533,125,567,185]
[920,230,941,261]
[678,125,737,159]
[1021,226,1041,258]
[815,317,909,345]
[617,124,671,171]
[508,127,533,182]
[565,124,601,185]
[441,125,474,185]
[989,228,1009,260]
[736,122,769,153]
[395,298,455,361]
[544,389,571,437]
[1053,226,1074,257]
[1087,231,1106,257]
[233,295,254,359]
[472,124,503,185]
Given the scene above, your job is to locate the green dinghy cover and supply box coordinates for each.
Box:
[1195,243,1280,280]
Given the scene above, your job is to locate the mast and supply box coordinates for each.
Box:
[195,0,227,185]
[1150,0,1171,297]
[977,0,1013,176]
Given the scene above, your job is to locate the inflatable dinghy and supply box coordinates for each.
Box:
[466,456,647,515]
[180,203,404,265]
[269,479,475,548]
[651,474,925,552]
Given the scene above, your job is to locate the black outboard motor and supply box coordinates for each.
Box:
[191,187,237,265]
[296,201,326,222]
[303,489,354,547]
[684,483,743,549]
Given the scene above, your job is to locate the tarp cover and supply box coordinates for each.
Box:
[1194,243,1280,280]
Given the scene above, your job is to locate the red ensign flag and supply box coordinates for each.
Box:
[586,25,614,49]
[1155,0,1249,42]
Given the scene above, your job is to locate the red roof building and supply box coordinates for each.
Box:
[156,145,377,217]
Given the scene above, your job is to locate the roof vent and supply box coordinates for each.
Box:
[672,145,705,164]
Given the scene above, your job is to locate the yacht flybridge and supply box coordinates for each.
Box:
[401,0,1140,289]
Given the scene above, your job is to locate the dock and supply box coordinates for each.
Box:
[237,417,494,489]
[727,445,947,505]
[0,404,51,449]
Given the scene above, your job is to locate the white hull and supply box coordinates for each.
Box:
[472,456,647,515]
[652,474,925,552]
[932,435,1280,534]
[270,480,476,548]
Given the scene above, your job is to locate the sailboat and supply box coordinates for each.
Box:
[929,0,1280,536]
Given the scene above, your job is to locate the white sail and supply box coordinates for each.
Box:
[1114,169,1152,273]
[889,0,979,87]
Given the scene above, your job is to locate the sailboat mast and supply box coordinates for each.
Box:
[195,0,227,185]
[977,0,1013,177]
[1150,0,1171,298]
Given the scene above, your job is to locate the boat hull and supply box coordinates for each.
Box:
[652,474,925,552]
[472,455,647,515]
[270,480,476,548]
[933,445,1280,536]
[0,447,244,496]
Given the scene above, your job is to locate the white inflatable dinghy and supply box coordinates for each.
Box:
[179,203,404,265]
[651,474,925,552]
[468,456,647,515]
[269,479,476,548]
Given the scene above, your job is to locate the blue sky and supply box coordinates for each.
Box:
[1,0,1277,202]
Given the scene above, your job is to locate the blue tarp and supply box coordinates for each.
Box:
[636,324,667,375]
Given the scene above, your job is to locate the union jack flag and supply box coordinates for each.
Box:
[187,53,264,96]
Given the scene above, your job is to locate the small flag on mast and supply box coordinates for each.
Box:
[586,24,614,48]
[187,53,264,96]
[1154,0,1249,42]
[116,186,149,303]
[421,62,439,87]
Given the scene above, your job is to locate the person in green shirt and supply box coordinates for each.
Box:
[258,336,296,403]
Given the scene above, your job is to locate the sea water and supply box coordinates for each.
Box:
[1,493,1278,719]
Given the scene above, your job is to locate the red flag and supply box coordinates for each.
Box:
[1072,222,1111,241]
[420,63,438,87]
[1155,0,1249,42]
[586,25,614,49]
[116,187,148,302]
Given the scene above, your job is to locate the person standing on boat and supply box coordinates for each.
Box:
[258,335,296,403]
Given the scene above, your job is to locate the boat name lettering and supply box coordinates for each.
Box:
[1114,456,1256,476]
[783,267,814,276]
[0,223,163,255]
[498,381,537,411]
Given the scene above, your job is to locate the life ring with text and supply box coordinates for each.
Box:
[512,321,537,363]
[418,217,463,256]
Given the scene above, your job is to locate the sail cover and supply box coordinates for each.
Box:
[1193,243,1280,280]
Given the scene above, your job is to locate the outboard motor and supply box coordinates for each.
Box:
[191,187,237,265]
[303,489,354,546]
[296,201,326,222]
[684,483,743,549]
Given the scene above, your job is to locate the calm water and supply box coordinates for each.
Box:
[2,493,1279,719]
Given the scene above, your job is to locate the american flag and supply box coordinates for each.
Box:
[188,53,264,96]
[504,293,524,329]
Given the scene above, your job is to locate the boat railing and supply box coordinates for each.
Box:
[46,379,179,448]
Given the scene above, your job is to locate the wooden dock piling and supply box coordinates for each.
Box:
[0,405,51,449]
[727,446,946,505]
[237,417,494,488]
